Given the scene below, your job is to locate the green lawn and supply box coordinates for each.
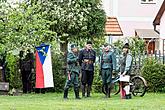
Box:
[0,92,164,110]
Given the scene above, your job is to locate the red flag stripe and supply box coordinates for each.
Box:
[35,52,44,88]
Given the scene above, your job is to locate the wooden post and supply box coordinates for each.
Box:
[159,50,161,63]
[155,50,157,60]
[138,50,141,69]
[134,51,136,66]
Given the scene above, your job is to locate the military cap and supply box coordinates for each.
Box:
[122,43,129,49]
[70,44,77,49]
[87,41,92,45]
[104,43,109,47]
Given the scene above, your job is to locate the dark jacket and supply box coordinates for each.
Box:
[20,51,34,71]
[78,49,96,71]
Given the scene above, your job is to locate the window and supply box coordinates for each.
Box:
[141,0,157,4]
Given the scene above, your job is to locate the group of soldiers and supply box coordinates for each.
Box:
[64,41,133,99]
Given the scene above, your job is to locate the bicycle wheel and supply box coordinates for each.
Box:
[131,76,147,97]
[111,81,120,95]
[111,75,120,95]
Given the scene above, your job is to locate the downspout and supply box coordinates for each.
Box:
[153,24,160,34]
[153,22,164,63]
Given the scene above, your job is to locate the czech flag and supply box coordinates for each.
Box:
[35,44,54,88]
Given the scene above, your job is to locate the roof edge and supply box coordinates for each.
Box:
[153,0,165,25]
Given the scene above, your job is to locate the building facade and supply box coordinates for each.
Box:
[102,0,164,53]
[153,0,165,54]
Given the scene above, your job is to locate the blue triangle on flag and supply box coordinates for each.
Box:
[36,43,49,65]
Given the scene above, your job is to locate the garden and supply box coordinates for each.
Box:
[0,93,165,110]
[0,0,165,110]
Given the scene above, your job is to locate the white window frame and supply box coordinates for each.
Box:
[141,0,157,4]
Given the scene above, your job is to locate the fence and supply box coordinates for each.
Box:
[132,50,165,69]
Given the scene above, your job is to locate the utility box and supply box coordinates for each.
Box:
[0,82,9,91]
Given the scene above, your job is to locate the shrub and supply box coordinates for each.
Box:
[5,53,22,89]
[141,58,165,92]
[93,64,102,93]
[51,51,66,93]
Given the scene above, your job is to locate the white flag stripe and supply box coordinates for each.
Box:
[43,46,54,88]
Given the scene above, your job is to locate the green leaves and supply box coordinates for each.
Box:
[0,1,57,55]
[142,58,165,92]
[35,0,106,42]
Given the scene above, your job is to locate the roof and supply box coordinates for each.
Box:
[153,0,165,25]
[105,17,123,36]
[135,29,159,38]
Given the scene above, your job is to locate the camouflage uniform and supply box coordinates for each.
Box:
[64,44,80,99]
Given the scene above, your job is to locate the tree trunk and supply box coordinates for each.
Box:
[60,40,68,74]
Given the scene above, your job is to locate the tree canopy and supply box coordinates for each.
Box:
[0,0,106,54]
[0,1,57,55]
[34,0,106,40]
[31,0,106,52]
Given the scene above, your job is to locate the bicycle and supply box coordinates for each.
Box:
[102,65,147,97]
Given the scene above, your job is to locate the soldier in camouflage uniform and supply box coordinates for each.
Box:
[79,41,96,97]
[100,44,116,98]
[119,43,133,99]
[63,44,81,99]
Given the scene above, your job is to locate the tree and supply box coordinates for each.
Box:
[0,1,57,55]
[0,0,106,89]
[0,1,57,88]
[31,0,106,67]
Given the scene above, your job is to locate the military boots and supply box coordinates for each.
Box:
[105,84,111,98]
[82,85,86,97]
[125,94,132,99]
[63,88,68,99]
[74,88,81,99]
[87,85,91,97]
[107,88,111,98]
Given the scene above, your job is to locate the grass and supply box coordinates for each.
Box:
[0,92,164,110]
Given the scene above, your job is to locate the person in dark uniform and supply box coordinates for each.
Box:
[79,41,96,97]
[0,51,7,82]
[118,43,133,99]
[63,44,81,99]
[100,44,116,98]
[19,50,34,93]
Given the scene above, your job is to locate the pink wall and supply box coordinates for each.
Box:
[159,11,165,53]
[102,0,112,16]
[102,0,164,37]
[160,11,165,39]
[118,0,163,17]
[119,21,153,36]
[117,0,164,36]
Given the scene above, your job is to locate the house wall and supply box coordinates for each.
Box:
[102,0,164,49]
[102,0,112,16]
[159,11,165,54]
[160,11,165,39]
[118,0,162,18]
[102,0,164,37]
